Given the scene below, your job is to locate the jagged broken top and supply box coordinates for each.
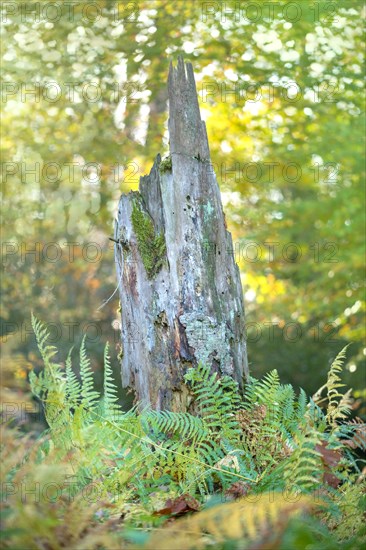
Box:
[168,56,210,161]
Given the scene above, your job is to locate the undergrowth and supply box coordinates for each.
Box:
[1,315,365,549]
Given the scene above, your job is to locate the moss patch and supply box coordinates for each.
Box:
[159,155,172,173]
[131,196,166,279]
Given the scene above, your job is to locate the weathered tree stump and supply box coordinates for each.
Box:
[114,57,248,411]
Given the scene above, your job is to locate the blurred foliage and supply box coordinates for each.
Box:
[1,0,365,400]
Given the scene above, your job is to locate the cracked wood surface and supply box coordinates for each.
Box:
[115,57,248,411]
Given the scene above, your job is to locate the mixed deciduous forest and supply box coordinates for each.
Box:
[1,1,365,548]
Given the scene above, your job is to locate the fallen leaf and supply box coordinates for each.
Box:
[315,441,343,488]
[154,494,200,517]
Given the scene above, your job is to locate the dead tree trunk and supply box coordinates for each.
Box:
[114,57,248,411]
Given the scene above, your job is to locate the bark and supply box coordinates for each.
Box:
[114,57,248,411]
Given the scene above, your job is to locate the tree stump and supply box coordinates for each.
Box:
[114,57,248,411]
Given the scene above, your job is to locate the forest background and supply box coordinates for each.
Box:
[1,0,365,412]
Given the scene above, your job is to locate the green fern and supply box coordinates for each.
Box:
[142,410,208,442]
[65,348,80,409]
[30,314,69,444]
[30,313,65,399]
[283,427,323,491]
[79,336,100,413]
[29,321,364,546]
[102,342,121,420]
[244,370,281,408]
[185,363,242,442]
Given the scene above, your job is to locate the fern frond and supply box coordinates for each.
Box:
[142,410,208,442]
[144,492,320,550]
[31,313,63,388]
[65,348,80,409]
[284,429,323,490]
[79,336,100,412]
[31,314,70,443]
[102,342,121,420]
[318,346,352,427]
[185,364,242,441]
[243,370,280,410]
[297,388,307,420]
[327,346,349,415]
[336,418,366,452]
[332,388,353,422]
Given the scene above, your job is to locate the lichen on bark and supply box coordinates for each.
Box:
[179,312,234,376]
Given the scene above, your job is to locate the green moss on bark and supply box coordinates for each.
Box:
[131,196,166,279]
[159,155,172,173]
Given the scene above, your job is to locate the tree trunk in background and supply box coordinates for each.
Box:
[114,57,248,411]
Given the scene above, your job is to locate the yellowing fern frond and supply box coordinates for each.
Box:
[313,346,353,428]
[144,492,321,550]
